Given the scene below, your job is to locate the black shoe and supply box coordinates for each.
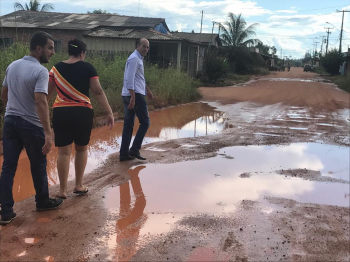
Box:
[0,212,17,225]
[129,151,146,160]
[119,155,135,162]
[36,198,63,211]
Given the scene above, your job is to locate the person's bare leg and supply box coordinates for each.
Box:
[57,144,72,198]
[74,144,88,192]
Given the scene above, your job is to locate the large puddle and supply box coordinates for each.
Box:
[98,143,349,260]
[0,103,225,202]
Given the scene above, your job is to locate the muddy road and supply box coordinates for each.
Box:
[1,68,349,261]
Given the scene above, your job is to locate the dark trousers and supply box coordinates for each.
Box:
[0,115,49,216]
[120,94,150,157]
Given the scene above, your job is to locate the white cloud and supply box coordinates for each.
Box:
[276,10,298,14]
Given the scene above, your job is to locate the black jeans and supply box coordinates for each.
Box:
[0,116,49,216]
[120,94,150,157]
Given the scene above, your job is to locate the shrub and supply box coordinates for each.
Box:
[201,50,229,83]
[321,48,343,75]
[334,75,350,93]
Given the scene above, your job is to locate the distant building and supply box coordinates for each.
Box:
[172,32,222,47]
[0,11,211,75]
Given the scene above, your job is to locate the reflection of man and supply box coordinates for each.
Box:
[119,38,154,162]
[115,165,147,261]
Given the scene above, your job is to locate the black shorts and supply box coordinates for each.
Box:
[53,107,93,147]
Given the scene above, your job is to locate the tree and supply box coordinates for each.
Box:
[219,13,261,53]
[14,0,53,11]
[302,52,312,64]
[218,13,262,73]
[321,48,343,75]
[87,9,110,14]
[270,46,277,55]
[255,42,270,55]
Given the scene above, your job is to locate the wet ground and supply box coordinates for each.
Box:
[0,102,225,202]
[1,68,349,261]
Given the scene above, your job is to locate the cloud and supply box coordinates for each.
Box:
[276,10,298,14]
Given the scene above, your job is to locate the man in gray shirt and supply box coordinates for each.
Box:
[0,31,63,225]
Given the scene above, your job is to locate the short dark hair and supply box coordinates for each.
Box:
[68,39,87,57]
[30,31,54,51]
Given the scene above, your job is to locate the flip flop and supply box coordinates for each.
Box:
[73,187,88,195]
[56,195,67,199]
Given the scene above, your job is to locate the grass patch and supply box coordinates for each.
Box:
[314,66,328,75]
[250,67,270,75]
[333,75,350,93]
[200,73,251,87]
[323,75,350,93]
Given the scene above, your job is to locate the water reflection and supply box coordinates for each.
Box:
[114,166,147,261]
[100,143,349,259]
[0,103,224,203]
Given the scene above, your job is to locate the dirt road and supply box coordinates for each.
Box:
[1,68,349,261]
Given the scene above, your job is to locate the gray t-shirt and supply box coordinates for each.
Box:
[2,56,49,127]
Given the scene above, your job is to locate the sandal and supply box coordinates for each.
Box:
[73,186,88,195]
[56,195,67,200]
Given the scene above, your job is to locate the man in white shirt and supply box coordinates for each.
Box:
[120,38,154,161]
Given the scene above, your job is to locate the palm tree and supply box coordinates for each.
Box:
[218,13,262,73]
[14,0,54,12]
[219,13,261,52]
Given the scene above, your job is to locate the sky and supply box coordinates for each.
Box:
[0,0,349,58]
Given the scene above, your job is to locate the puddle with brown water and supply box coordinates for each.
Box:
[94,143,349,260]
[0,103,225,203]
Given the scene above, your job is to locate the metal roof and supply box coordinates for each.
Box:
[84,28,183,41]
[172,32,222,45]
[0,11,168,31]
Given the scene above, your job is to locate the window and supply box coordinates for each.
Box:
[54,40,62,53]
[0,38,13,47]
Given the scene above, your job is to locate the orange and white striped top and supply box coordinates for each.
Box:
[49,61,99,109]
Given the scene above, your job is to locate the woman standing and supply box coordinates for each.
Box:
[48,39,114,199]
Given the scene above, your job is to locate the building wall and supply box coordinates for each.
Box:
[0,27,85,51]
[83,37,136,52]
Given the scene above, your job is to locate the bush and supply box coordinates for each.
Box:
[314,66,327,75]
[251,67,270,75]
[334,75,350,93]
[201,50,229,83]
[221,46,268,74]
[321,48,343,75]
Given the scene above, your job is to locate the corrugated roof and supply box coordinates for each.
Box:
[0,11,168,31]
[172,32,222,45]
[84,28,183,41]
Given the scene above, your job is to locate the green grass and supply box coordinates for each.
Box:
[0,43,201,138]
[333,75,350,93]
[314,66,328,75]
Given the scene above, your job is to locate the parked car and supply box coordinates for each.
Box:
[304,64,312,72]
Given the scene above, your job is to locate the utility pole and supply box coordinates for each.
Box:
[314,41,319,54]
[325,27,333,54]
[314,41,319,66]
[337,9,350,54]
[319,35,326,55]
[200,10,204,33]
